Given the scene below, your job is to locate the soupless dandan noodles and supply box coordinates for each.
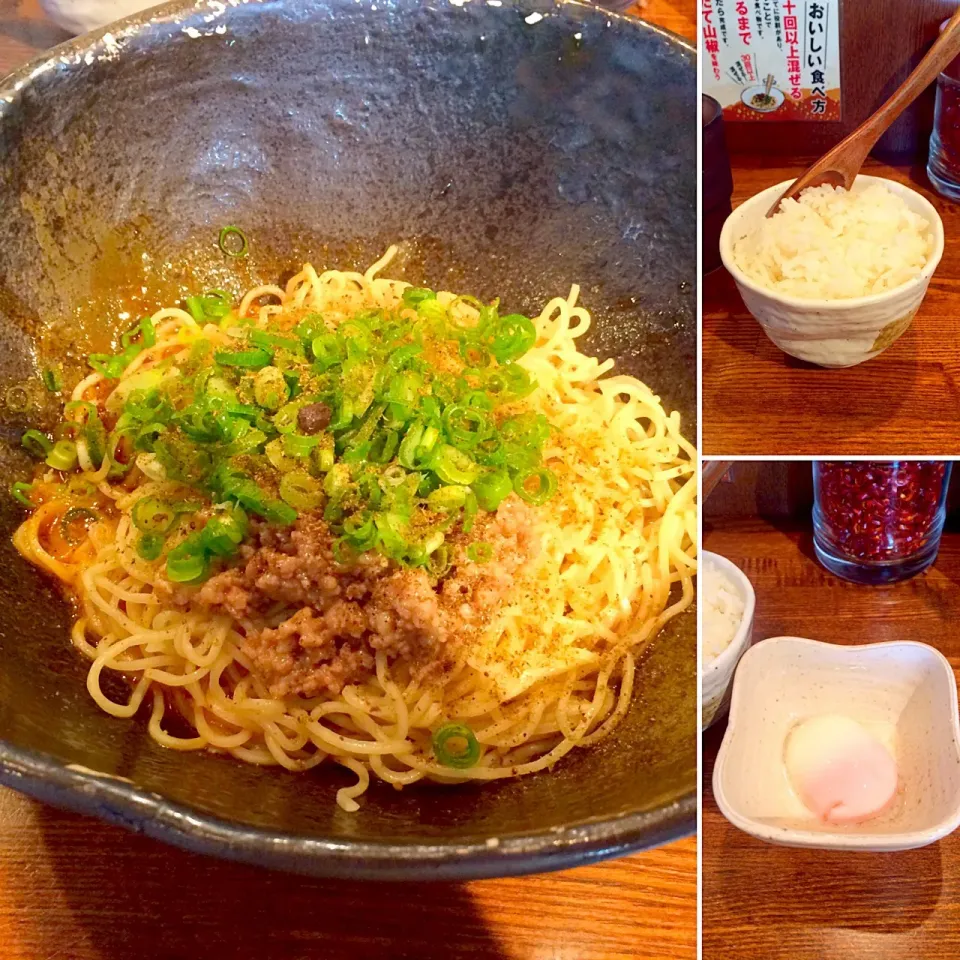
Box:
[12,243,697,811]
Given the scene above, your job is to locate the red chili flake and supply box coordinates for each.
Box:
[816,461,948,562]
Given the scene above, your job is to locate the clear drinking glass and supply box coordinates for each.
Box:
[813,461,952,585]
[928,19,960,200]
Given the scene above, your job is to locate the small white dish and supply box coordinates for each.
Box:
[700,551,755,730]
[719,175,945,368]
[713,636,960,851]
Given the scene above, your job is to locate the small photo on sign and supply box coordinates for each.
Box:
[701,0,840,121]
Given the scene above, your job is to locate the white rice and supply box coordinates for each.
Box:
[732,182,933,300]
[702,564,745,666]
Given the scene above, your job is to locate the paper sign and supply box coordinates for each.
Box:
[701,0,841,122]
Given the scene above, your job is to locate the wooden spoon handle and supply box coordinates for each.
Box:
[702,460,734,500]
[768,7,960,215]
[856,5,960,150]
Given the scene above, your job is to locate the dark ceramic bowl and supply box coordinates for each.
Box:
[0,0,695,879]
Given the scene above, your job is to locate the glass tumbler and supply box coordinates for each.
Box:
[813,461,952,585]
[928,19,960,201]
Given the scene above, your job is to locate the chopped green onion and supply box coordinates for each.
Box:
[258,498,298,525]
[253,366,289,411]
[218,225,249,258]
[402,287,436,306]
[461,389,494,411]
[430,444,479,485]
[490,314,537,362]
[398,421,430,470]
[42,367,63,392]
[251,330,303,355]
[279,470,323,510]
[432,722,481,769]
[88,353,126,379]
[311,333,346,370]
[21,429,53,459]
[83,416,107,469]
[214,347,272,369]
[186,292,231,323]
[460,341,491,368]
[368,428,399,464]
[10,481,34,507]
[426,544,451,577]
[283,433,320,458]
[4,385,32,412]
[462,489,478,534]
[442,404,491,450]
[474,433,505,467]
[63,400,98,425]
[273,401,306,435]
[185,296,206,323]
[265,437,299,473]
[60,506,99,545]
[467,542,493,563]
[136,532,165,561]
[294,314,326,345]
[472,469,512,512]
[513,466,558,505]
[166,534,209,582]
[120,317,157,350]
[132,496,179,534]
[342,512,378,550]
[312,436,335,473]
[46,439,78,471]
[201,505,248,556]
[427,485,469,513]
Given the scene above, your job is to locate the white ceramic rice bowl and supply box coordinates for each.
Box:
[719,176,945,368]
[701,551,755,730]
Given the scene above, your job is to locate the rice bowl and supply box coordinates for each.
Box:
[720,175,945,368]
[701,551,755,730]
[731,182,933,301]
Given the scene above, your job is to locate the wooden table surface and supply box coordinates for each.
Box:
[0,2,696,958]
[702,156,960,457]
[703,517,960,960]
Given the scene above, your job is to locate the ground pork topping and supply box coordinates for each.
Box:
[193,498,539,698]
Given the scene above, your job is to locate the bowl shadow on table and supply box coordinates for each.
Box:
[702,724,943,936]
[703,266,922,441]
[33,804,510,960]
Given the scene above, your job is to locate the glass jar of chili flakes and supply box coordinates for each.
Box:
[813,461,952,585]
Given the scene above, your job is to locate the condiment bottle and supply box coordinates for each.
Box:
[812,461,952,584]
[928,17,960,199]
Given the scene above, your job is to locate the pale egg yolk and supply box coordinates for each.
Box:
[785,714,897,824]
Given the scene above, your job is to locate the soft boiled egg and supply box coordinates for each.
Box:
[785,714,898,824]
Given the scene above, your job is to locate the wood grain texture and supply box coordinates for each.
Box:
[703,518,960,960]
[702,156,960,457]
[0,790,696,960]
[0,2,697,958]
[630,0,697,42]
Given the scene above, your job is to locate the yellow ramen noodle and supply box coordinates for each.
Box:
[14,247,697,811]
